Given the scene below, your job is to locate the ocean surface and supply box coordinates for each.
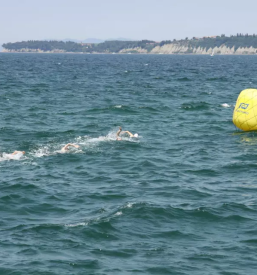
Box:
[1,53,257,275]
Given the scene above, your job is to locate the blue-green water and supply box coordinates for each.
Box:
[1,53,257,275]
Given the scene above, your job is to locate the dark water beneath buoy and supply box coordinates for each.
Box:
[1,53,257,275]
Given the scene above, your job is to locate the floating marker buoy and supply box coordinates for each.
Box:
[233,89,257,131]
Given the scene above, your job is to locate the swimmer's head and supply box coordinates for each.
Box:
[22,151,25,154]
[134,133,138,138]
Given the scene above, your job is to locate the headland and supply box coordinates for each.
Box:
[2,34,257,55]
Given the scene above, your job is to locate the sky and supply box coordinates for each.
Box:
[0,0,256,45]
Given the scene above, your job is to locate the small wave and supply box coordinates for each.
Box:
[138,106,159,113]
[177,77,191,81]
[88,105,135,113]
[241,239,257,245]
[186,168,219,177]
[153,230,196,239]
[180,102,210,111]
[65,201,138,228]
[207,76,227,82]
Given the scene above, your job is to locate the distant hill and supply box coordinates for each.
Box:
[62,38,104,44]
[106,37,133,42]
[56,38,132,43]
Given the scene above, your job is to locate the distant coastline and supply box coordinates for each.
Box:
[2,34,257,55]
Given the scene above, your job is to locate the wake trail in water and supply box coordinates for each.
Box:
[2,129,141,162]
[76,129,141,145]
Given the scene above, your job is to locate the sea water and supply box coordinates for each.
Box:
[1,53,257,275]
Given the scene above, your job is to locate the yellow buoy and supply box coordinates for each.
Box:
[233,89,257,131]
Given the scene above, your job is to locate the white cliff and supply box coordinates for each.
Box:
[150,44,257,55]
[3,45,257,55]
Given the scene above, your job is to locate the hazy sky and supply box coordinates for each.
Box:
[1,0,256,44]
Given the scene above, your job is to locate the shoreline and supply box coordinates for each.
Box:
[1,51,257,56]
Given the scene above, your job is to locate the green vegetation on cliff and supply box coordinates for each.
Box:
[3,34,257,53]
[2,40,85,52]
[188,34,257,50]
[88,40,157,53]
[2,40,157,53]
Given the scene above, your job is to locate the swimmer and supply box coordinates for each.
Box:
[3,150,25,160]
[116,127,138,140]
[61,143,80,152]
[12,151,25,155]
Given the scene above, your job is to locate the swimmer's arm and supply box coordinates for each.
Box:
[116,129,122,137]
[124,131,134,137]
[69,144,80,148]
[67,143,79,149]
[62,143,73,150]
[62,143,79,151]
[11,151,19,155]
[62,144,71,150]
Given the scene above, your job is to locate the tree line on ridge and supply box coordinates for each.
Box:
[3,34,257,53]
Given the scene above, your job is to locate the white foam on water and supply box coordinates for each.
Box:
[118,131,141,143]
[77,128,140,147]
[78,130,142,146]
[114,211,122,216]
[77,130,118,146]
[0,152,26,162]
[65,222,87,227]
[32,146,51,157]
[221,103,230,108]
[114,105,122,108]
[119,202,136,210]
[125,202,136,208]
[30,142,82,158]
